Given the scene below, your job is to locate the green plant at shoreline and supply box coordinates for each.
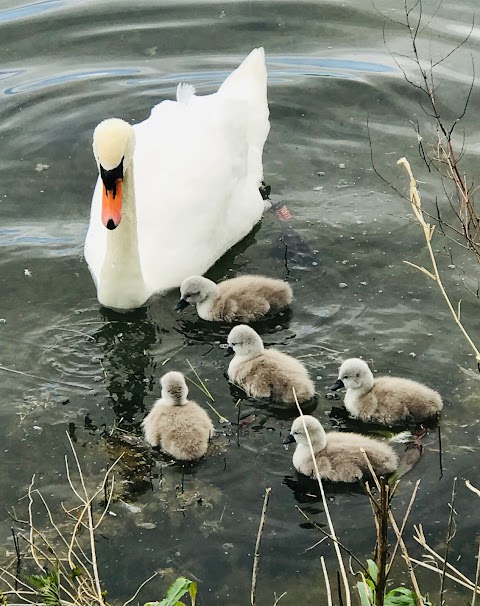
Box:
[357,560,419,606]
[27,566,61,606]
[145,577,197,606]
[0,428,480,606]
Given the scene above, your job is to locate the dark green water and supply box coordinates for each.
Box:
[1,0,479,604]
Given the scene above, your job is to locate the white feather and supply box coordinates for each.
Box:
[176,83,196,104]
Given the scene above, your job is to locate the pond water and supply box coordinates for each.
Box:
[1,0,479,604]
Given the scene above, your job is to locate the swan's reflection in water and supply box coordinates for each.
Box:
[94,306,158,429]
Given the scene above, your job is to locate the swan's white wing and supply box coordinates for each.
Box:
[133,92,264,292]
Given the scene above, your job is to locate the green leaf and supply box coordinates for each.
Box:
[27,567,60,606]
[70,566,83,580]
[384,587,417,606]
[189,581,197,606]
[357,580,373,606]
[145,577,194,606]
[366,559,378,584]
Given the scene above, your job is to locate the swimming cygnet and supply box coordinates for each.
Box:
[142,371,214,461]
[175,275,293,322]
[283,415,398,482]
[225,325,315,403]
[331,358,443,425]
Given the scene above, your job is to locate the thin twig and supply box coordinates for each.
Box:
[293,389,352,606]
[186,359,214,400]
[361,450,425,605]
[414,524,477,586]
[472,540,480,606]
[387,480,421,574]
[250,487,272,606]
[0,364,90,391]
[122,572,159,606]
[440,477,458,605]
[398,157,480,364]
[321,556,333,606]
[410,557,480,594]
[295,506,369,577]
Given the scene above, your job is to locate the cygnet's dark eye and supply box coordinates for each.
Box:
[343,375,349,380]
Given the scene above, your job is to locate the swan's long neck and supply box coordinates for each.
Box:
[98,163,149,309]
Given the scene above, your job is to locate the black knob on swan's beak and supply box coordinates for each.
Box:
[174,298,190,312]
[330,379,345,392]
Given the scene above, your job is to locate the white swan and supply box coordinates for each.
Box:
[84,48,270,310]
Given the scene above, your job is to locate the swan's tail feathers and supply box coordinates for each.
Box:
[219,49,270,186]
[176,83,197,104]
[218,48,268,102]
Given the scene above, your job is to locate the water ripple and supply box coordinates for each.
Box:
[269,55,396,75]
[4,67,141,95]
[0,0,63,24]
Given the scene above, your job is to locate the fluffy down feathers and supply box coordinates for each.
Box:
[347,376,443,425]
[178,275,293,322]
[227,325,314,404]
[142,372,214,461]
[286,416,398,482]
[333,358,443,425]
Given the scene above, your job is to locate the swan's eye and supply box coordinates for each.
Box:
[343,375,349,380]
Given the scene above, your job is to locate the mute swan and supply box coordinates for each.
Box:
[175,274,293,322]
[225,325,315,403]
[142,371,214,461]
[331,358,443,425]
[84,48,270,310]
[283,415,398,481]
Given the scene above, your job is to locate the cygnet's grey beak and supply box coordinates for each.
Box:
[283,434,296,445]
[224,346,235,357]
[174,298,190,312]
[330,379,345,391]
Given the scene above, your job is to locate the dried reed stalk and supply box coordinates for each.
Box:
[0,432,127,606]
[293,389,352,606]
[250,487,272,606]
[361,450,424,606]
[398,157,480,364]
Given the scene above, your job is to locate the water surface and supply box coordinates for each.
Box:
[1,0,479,604]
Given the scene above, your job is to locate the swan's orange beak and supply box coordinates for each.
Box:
[102,180,123,230]
[100,160,124,230]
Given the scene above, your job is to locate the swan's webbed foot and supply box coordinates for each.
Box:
[259,181,271,200]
